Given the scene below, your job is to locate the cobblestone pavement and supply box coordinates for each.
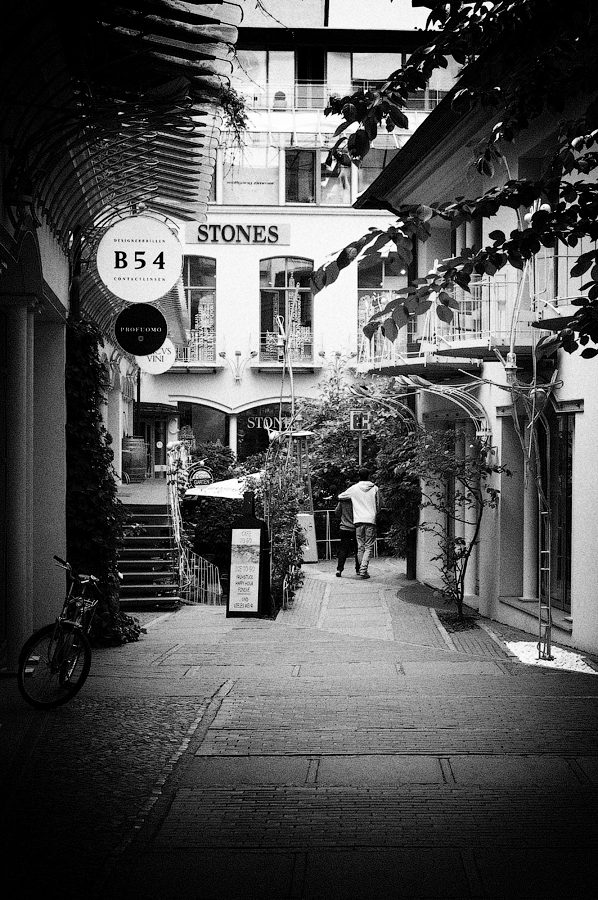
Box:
[2,559,598,899]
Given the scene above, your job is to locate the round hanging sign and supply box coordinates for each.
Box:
[96,216,183,303]
[114,304,167,356]
[135,338,176,374]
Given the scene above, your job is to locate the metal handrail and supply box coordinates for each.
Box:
[166,443,223,604]
[232,80,448,113]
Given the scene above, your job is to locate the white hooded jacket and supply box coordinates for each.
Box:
[338,481,379,525]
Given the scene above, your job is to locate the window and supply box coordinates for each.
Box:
[222,145,280,205]
[404,55,460,110]
[260,257,314,362]
[285,148,351,205]
[232,48,455,112]
[352,52,403,91]
[535,237,598,307]
[357,255,413,360]
[296,47,326,108]
[181,256,216,362]
[285,149,315,203]
[357,147,399,195]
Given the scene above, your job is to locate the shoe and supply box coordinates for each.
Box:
[360,573,370,579]
[336,571,342,577]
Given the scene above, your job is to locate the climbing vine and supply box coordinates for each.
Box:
[65,317,140,645]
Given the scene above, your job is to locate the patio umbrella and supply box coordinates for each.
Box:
[184,474,262,500]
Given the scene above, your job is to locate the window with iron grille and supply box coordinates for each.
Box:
[182,256,216,363]
[259,257,313,362]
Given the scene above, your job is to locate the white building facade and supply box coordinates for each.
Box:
[352,43,598,655]
[140,2,457,461]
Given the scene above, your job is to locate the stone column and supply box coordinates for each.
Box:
[228,413,238,457]
[5,301,32,670]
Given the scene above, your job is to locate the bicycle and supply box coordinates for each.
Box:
[17,556,102,709]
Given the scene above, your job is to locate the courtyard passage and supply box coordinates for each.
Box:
[2,558,598,899]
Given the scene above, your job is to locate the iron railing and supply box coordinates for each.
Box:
[175,329,217,364]
[259,329,314,363]
[234,81,448,113]
[166,444,223,604]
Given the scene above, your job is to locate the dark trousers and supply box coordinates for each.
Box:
[337,528,358,572]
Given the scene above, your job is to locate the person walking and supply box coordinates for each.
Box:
[333,493,359,577]
[338,469,379,579]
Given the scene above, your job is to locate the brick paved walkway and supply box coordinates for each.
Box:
[2,559,597,899]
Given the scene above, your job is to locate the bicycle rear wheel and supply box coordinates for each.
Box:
[17,623,91,709]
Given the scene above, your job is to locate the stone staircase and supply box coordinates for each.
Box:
[118,503,181,610]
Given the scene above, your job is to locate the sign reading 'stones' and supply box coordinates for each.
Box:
[184,222,290,245]
[97,216,183,303]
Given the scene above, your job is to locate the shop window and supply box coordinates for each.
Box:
[260,257,314,362]
[181,256,216,363]
[177,402,228,447]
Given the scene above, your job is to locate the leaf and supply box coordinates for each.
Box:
[570,252,596,278]
[392,306,410,328]
[535,334,561,359]
[362,322,379,340]
[414,300,433,315]
[436,304,454,324]
[341,102,358,123]
[416,204,435,222]
[347,128,370,159]
[382,318,398,342]
[333,120,351,137]
[387,103,409,129]
[364,115,378,141]
[488,230,506,243]
[581,347,598,359]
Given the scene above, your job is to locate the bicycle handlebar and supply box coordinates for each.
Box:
[53,555,100,586]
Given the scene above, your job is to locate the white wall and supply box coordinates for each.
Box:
[240,0,429,30]
[143,208,394,416]
[558,352,598,652]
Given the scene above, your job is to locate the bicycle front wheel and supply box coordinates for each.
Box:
[17,623,92,709]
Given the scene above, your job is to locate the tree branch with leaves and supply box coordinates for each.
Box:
[314,0,598,356]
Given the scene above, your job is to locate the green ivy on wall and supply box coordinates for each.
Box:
[65,317,140,645]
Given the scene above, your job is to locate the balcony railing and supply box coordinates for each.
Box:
[174,329,216,365]
[434,274,533,350]
[259,328,314,364]
[533,246,597,316]
[357,290,413,367]
[357,275,532,370]
[233,80,449,114]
